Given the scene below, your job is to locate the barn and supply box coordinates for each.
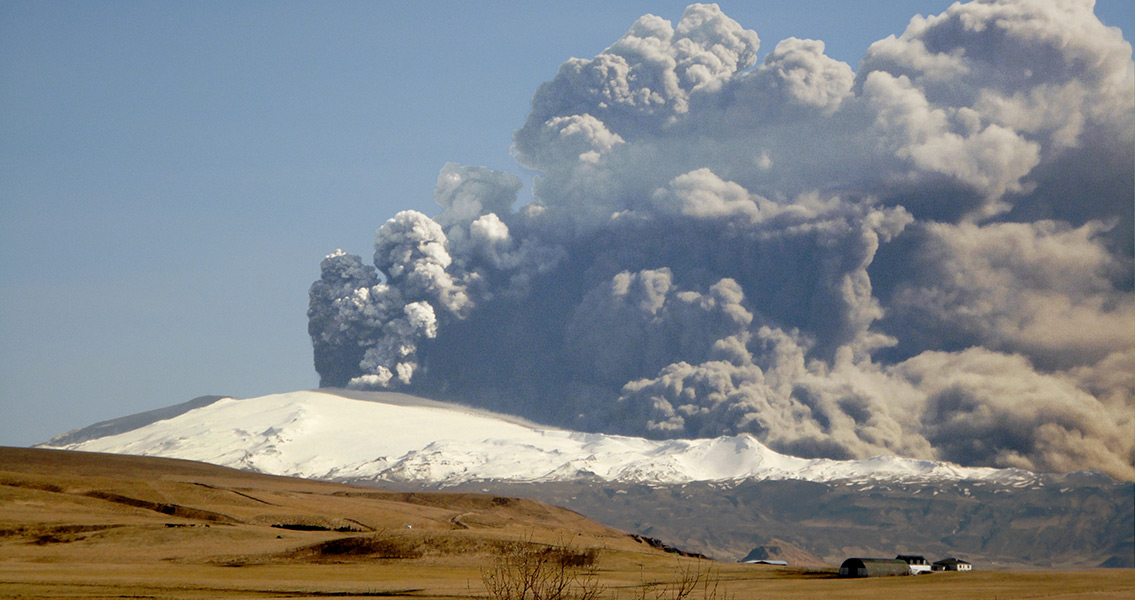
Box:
[838,558,912,578]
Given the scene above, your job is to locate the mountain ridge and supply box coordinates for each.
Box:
[38,389,1050,487]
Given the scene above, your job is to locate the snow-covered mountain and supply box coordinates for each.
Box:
[41,389,1038,486]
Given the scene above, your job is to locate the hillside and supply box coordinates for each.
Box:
[0,446,657,598]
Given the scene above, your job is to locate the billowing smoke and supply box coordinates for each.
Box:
[309,1,1135,480]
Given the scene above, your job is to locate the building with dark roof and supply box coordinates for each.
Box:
[838,557,912,578]
[932,557,972,571]
[897,554,931,574]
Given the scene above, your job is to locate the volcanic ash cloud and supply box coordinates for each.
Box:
[309,1,1135,480]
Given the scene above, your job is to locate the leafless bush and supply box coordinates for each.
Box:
[482,538,603,600]
[631,560,733,600]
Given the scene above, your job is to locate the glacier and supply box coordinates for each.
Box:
[40,389,1040,486]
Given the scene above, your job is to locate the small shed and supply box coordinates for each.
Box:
[838,558,912,578]
[932,557,972,571]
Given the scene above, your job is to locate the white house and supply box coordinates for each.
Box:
[896,554,932,574]
[932,557,973,571]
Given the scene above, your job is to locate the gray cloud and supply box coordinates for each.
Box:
[880,219,1135,370]
[897,348,1134,478]
[309,1,1134,480]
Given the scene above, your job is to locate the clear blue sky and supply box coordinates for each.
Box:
[2,1,1131,447]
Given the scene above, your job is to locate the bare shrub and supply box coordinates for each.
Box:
[632,560,733,600]
[481,538,603,600]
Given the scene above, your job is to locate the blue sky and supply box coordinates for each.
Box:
[2,1,1131,447]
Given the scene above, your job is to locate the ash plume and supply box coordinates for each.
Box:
[309,1,1135,480]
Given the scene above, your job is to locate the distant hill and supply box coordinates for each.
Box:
[741,538,828,567]
[449,477,1133,569]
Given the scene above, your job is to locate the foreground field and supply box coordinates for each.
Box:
[7,560,1134,599]
[2,447,1132,599]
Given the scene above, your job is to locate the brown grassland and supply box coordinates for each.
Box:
[1,446,1132,599]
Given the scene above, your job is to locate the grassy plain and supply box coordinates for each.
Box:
[2,447,1132,599]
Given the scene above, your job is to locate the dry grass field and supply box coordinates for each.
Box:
[1,446,1132,599]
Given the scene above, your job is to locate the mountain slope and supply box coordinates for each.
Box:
[460,476,1133,569]
[38,390,1134,568]
[40,389,1039,486]
[44,395,228,446]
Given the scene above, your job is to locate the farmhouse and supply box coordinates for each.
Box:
[896,554,932,574]
[838,558,912,578]
[933,557,973,571]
